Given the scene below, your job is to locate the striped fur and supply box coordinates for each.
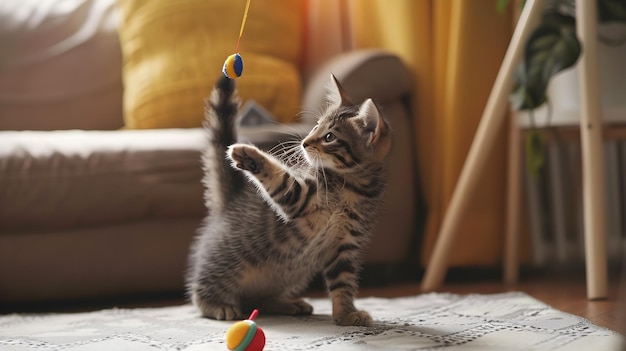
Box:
[187,74,391,326]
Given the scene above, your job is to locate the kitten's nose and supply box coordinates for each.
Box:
[302,141,310,148]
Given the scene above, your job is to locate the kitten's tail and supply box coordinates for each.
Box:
[201,76,244,216]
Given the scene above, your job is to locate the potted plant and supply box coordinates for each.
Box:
[500,0,626,174]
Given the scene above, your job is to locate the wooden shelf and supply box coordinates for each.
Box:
[521,123,626,142]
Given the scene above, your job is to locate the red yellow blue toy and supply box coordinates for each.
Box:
[222,53,243,79]
[225,309,265,351]
[222,0,251,79]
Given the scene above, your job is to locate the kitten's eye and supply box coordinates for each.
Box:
[324,133,336,143]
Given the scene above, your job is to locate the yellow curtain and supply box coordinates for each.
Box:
[351,0,513,267]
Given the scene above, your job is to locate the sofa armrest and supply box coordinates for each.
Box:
[302,49,412,114]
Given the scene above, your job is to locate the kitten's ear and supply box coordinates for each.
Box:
[327,74,353,108]
[359,98,388,145]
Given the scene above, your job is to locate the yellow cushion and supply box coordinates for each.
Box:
[116,0,304,129]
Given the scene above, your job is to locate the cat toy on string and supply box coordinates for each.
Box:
[225,309,266,351]
[222,0,251,79]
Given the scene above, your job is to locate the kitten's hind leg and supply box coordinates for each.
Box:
[191,292,243,320]
[255,298,313,316]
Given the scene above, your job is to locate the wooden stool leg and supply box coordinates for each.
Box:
[576,0,608,300]
[504,115,521,285]
[421,0,545,292]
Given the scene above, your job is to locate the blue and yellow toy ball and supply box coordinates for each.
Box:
[225,309,265,351]
[223,53,244,79]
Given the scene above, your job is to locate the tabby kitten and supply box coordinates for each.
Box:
[186,74,391,327]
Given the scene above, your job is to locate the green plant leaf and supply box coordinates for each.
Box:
[497,0,511,13]
[509,64,547,110]
[510,12,581,111]
[598,0,626,22]
[525,131,546,177]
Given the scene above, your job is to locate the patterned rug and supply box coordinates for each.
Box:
[0,292,623,350]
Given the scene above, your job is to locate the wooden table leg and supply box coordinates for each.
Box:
[504,114,521,284]
[576,0,608,300]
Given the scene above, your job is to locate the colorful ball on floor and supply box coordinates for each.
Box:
[225,309,265,351]
[222,53,244,79]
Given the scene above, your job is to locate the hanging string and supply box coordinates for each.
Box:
[222,0,251,79]
[234,0,251,53]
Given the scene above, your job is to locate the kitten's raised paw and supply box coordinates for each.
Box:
[335,310,373,327]
[228,144,264,174]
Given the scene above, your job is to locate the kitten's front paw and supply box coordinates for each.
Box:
[228,144,265,174]
[335,310,373,327]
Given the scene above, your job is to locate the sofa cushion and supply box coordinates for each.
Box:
[0,129,206,230]
[116,0,304,129]
[0,0,124,130]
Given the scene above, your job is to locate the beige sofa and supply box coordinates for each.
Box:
[0,2,421,304]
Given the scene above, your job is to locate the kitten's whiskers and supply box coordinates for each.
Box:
[305,149,330,207]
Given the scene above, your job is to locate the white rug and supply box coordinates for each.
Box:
[0,292,623,350]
